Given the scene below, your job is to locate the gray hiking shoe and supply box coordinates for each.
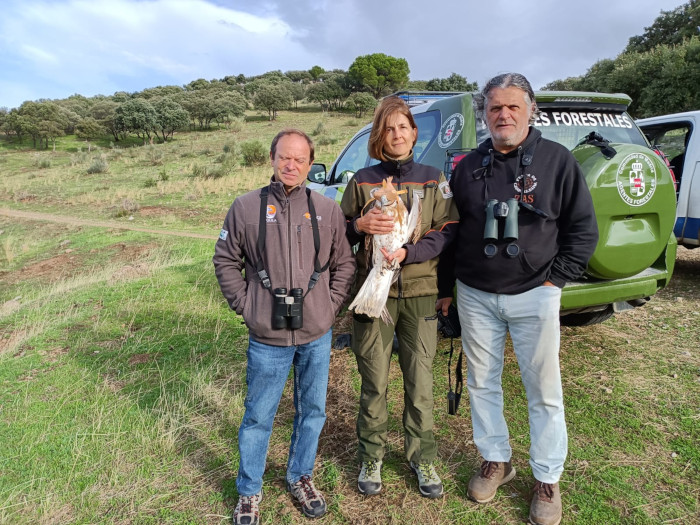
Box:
[467,460,516,503]
[233,491,262,525]
[286,475,326,519]
[358,459,382,495]
[409,461,444,498]
[529,481,562,525]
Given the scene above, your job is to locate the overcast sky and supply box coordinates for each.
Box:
[0,0,689,109]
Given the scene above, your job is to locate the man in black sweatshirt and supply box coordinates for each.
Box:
[437,73,598,525]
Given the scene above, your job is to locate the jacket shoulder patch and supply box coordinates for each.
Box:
[439,181,453,199]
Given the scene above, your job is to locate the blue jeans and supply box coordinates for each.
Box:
[456,280,567,484]
[236,329,332,496]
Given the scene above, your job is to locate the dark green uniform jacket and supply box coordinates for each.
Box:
[340,154,458,299]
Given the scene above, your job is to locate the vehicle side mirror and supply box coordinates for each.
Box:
[337,170,355,185]
[308,163,326,184]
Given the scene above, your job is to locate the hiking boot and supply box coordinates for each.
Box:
[467,460,516,503]
[358,459,382,495]
[409,461,444,498]
[233,491,262,525]
[529,481,562,525]
[286,475,327,519]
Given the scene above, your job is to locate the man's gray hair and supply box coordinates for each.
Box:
[474,73,539,124]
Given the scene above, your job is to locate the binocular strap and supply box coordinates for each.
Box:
[448,337,463,408]
[255,186,330,297]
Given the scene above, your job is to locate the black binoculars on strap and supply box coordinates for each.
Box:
[272,288,304,330]
[483,198,520,258]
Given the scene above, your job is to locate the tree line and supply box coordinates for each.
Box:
[0,52,476,150]
[543,0,699,118]
[1,1,697,150]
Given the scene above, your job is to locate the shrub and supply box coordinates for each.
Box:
[70,152,89,167]
[143,178,157,188]
[316,135,337,146]
[35,157,52,169]
[145,145,164,166]
[192,164,208,178]
[216,151,237,165]
[114,198,140,217]
[205,166,228,179]
[312,121,326,136]
[240,140,268,166]
[86,156,109,174]
[229,118,244,133]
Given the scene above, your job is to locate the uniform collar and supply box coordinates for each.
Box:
[379,151,414,176]
[268,177,307,202]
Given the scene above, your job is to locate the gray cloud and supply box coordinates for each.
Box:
[0,0,688,108]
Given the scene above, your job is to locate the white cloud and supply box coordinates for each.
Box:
[0,0,318,107]
[0,0,691,108]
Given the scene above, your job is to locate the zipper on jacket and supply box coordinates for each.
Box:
[286,195,296,346]
[396,168,404,298]
[297,225,303,270]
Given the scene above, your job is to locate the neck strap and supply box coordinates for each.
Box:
[255,186,330,295]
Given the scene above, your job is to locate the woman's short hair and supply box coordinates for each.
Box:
[270,128,315,163]
[368,97,418,161]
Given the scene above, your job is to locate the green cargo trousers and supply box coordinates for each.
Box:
[351,294,439,464]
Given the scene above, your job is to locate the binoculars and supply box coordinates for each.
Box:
[484,198,520,258]
[272,287,304,330]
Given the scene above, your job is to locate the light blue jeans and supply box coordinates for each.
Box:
[236,329,332,496]
[456,280,567,484]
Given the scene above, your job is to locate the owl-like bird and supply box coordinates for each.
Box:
[349,176,421,324]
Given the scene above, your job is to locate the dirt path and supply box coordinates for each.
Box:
[0,207,217,240]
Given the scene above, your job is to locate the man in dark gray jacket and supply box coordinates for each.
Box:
[214,129,355,524]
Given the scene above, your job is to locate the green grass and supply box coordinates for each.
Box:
[1,106,698,524]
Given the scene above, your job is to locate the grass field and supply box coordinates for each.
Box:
[1,107,698,524]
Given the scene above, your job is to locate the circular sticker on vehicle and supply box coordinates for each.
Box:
[438,113,464,148]
[616,152,657,206]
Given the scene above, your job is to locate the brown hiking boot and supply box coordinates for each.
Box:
[529,481,562,525]
[467,460,516,503]
[287,475,327,519]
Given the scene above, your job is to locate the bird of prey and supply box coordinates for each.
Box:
[349,176,421,323]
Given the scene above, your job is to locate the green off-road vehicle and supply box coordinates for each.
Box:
[309,91,677,326]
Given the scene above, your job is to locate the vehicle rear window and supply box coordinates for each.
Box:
[534,110,648,150]
[331,110,441,182]
[413,111,441,161]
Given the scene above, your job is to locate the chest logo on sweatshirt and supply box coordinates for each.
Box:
[266,204,277,222]
[616,153,657,207]
[514,173,538,194]
[438,113,464,148]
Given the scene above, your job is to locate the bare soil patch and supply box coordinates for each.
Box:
[2,241,157,285]
[2,252,84,284]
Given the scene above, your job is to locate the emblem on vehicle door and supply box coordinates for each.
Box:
[616,153,657,206]
[438,113,464,148]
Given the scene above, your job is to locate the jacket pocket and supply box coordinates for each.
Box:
[242,283,270,337]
